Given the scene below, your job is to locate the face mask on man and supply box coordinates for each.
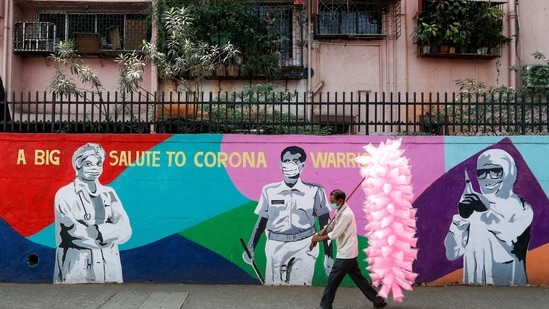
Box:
[329,203,339,210]
[281,161,302,177]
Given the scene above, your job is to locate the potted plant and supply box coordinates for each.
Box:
[215,63,227,77]
[411,22,439,55]
[456,22,472,53]
[487,34,511,56]
[414,0,507,57]
[444,22,461,54]
[227,60,240,77]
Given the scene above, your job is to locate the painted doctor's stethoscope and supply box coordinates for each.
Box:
[54,143,132,283]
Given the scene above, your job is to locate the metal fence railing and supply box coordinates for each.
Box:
[1,91,548,135]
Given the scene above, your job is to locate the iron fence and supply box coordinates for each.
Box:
[0,91,548,135]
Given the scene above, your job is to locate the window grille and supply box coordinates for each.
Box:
[13,22,57,52]
[257,4,295,63]
[33,12,149,52]
[318,2,381,35]
[315,0,401,39]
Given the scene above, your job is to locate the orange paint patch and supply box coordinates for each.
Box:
[429,269,463,286]
[525,243,549,285]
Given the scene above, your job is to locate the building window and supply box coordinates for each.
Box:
[257,4,295,63]
[182,1,303,78]
[36,12,149,52]
[315,0,383,38]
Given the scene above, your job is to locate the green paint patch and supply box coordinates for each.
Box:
[178,201,267,281]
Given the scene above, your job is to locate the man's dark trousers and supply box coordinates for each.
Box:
[320,257,379,309]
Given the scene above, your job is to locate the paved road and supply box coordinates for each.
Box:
[0,283,548,309]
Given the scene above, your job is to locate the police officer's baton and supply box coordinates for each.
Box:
[240,237,265,285]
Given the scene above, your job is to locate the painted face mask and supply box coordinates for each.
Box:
[78,156,103,181]
[281,161,301,177]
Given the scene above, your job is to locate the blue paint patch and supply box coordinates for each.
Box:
[0,219,54,283]
[121,233,259,284]
[511,136,549,195]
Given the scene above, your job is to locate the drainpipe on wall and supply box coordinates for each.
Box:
[150,0,158,96]
[508,0,518,88]
[306,0,312,99]
[404,0,409,92]
[2,0,9,92]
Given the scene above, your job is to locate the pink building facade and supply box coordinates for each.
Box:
[1,0,548,97]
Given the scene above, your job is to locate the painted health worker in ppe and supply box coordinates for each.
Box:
[54,143,132,283]
[445,148,533,285]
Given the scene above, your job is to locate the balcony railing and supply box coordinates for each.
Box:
[0,91,548,135]
[14,15,150,54]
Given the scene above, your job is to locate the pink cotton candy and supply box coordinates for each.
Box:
[357,138,418,303]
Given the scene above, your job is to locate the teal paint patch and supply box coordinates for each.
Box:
[28,224,55,247]
[443,136,503,171]
[510,136,549,194]
[111,135,251,249]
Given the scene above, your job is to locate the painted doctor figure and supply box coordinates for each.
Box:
[54,143,132,283]
[244,146,332,285]
[445,148,533,285]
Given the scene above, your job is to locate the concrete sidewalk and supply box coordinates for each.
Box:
[0,283,548,309]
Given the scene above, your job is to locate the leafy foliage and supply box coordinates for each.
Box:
[205,84,333,135]
[48,40,102,98]
[448,61,549,136]
[47,39,149,130]
[510,51,549,93]
[154,0,288,82]
[414,0,509,49]
[142,6,239,93]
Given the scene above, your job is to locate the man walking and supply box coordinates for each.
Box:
[311,189,387,309]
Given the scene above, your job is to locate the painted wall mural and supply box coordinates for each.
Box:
[1,134,548,286]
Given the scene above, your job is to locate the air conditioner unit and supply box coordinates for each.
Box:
[522,64,549,88]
